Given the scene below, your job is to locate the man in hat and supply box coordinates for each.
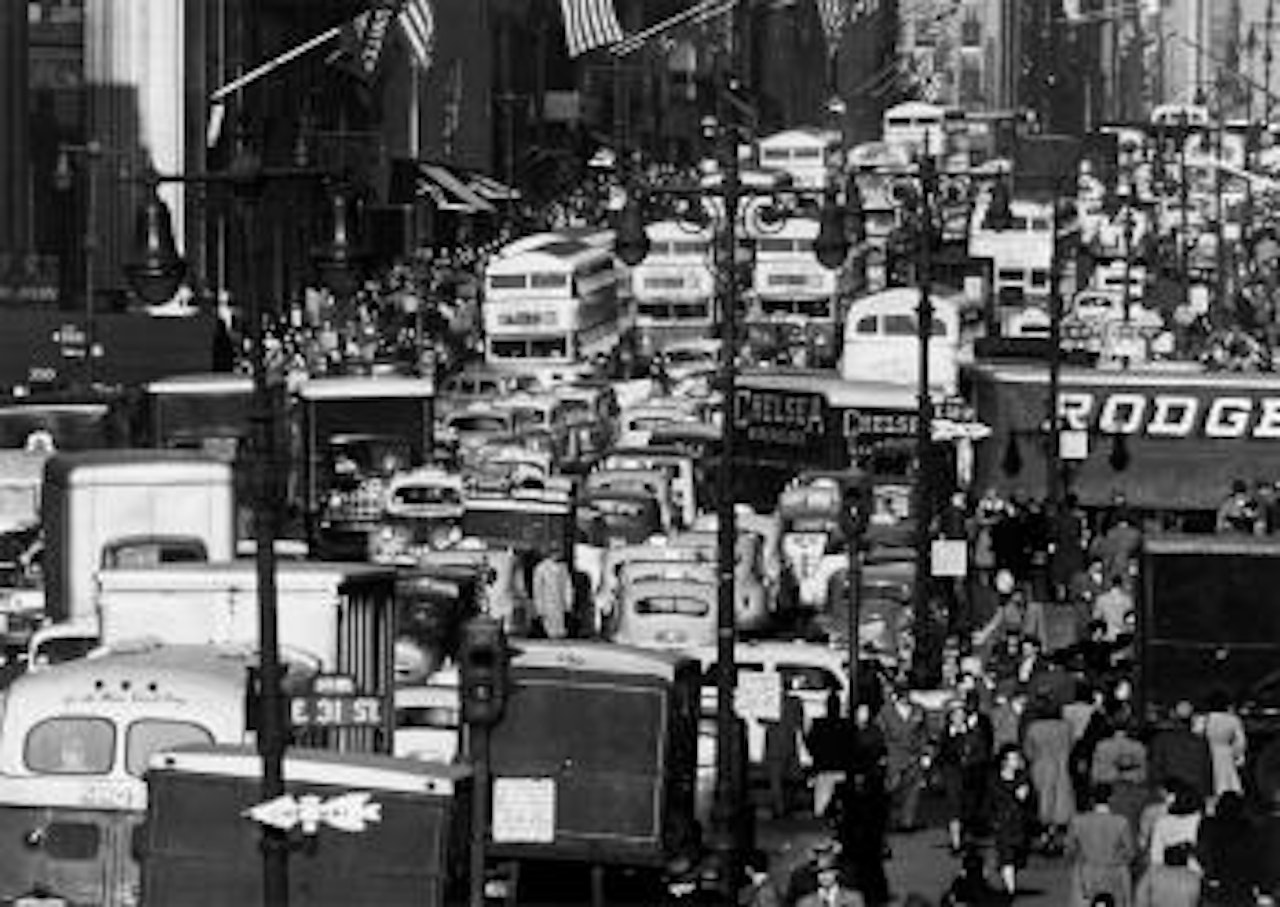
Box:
[1148,701,1213,803]
[794,849,865,907]
[784,838,844,905]
[878,680,930,833]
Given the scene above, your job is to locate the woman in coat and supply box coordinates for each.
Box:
[1023,696,1076,854]
[936,697,994,854]
[1202,690,1247,798]
[988,744,1036,898]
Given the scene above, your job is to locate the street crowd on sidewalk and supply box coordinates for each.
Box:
[745,487,1280,907]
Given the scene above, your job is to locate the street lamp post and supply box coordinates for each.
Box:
[54,141,134,389]
[124,139,354,907]
[617,116,852,906]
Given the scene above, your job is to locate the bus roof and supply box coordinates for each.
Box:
[510,639,691,682]
[4,643,257,716]
[644,220,714,242]
[486,242,614,275]
[148,744,470,793]
[146,373,256,395]
[295,375,436,401]
[1143,533,1280,557]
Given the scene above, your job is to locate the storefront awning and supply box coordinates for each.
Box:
[466,173,520,202]
[969,363,1280,511]
[417,164,495,214]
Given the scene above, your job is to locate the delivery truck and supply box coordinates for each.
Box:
[41,450,236,630]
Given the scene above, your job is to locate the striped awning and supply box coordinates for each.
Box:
[415,164,496,214]
[466,173,520,202]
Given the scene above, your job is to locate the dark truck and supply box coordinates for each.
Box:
[1139,534,1280,796]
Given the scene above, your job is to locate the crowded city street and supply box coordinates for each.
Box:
[7,0,1280,905]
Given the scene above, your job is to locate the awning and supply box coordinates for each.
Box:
[466,173,520,202]
[416,164,496,214]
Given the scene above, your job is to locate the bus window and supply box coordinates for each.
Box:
[856,315,877,334]
[126,719,214,776]
[636,595,711,616]
[489,274,527,290]
[882,314,915,336]
[25,717,115,774]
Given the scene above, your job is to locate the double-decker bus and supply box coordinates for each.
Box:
[756,128,842,191]
[629,220,716,359]
[745,216,866,368]
[482,229,626,383]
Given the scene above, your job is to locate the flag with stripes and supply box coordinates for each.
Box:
[398,0,436,70]
[558,0,625,58]
[816,0,847,58]
[329,1,403,82]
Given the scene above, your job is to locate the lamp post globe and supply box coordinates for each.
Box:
[123,188,187,305]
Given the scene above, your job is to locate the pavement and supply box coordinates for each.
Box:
[758,798,1072,906]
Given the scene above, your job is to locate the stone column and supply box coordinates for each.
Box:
[0,0,31,257]
[84,0,187,294]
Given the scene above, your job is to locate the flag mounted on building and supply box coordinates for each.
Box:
[816,0,847,58]
[558,0,625,58]
[329,0,404,82]
[398,0,435,70]
[328,0,435,80]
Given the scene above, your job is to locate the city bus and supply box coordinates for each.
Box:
[629,220,716,359]
[482,229,626,383]
[967,193,1056,305]
[0,642,312,906]
[882,101,948,157]
[839,286,964,395]
[746,216,866,368]
[756,128,842,191]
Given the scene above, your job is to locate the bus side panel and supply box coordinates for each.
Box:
[0,804,138,906]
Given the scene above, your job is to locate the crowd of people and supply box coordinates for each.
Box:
[734,484,1280,907]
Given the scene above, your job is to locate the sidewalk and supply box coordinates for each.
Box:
[758,811,1071,905]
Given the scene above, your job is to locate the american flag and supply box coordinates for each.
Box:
[398,0,436,70]
[329,0,435,80]
[558,0,625,58]
[816,0,847,58]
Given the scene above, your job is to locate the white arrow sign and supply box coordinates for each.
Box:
[244,792,382,835]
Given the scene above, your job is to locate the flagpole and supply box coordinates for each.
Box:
[210,27,342,102]
[611,0,736,57]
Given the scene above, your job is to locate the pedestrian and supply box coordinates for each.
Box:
[783,838,842,906]
[987,744,1036,898]
[878,680,930,833]
[1089,720,1147,838]
[1064,782,1135,907]
[1202,689,1247,798]
[806,691,851,822]
[531,548,573,639]
[1146,783,1203,870]
[794,851,865,907]
[764,680,807,819]
[835,702,891,905]
[1091,575,1133,644]
[739,848,785,907]
[1023,695,1075,854]
[1147,701,1213,803]
[988,689,1028,754]
[1197,791,1258,905]
[1132,842,1201,907]
[936,697,994,854]
[939,848,1005,907]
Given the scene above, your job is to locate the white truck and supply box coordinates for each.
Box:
[41,450,236,632]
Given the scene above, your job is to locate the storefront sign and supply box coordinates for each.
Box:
[1058,390,1280,440]
[732,387,828,448]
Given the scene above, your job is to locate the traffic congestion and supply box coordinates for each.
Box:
[7,72,1280,907]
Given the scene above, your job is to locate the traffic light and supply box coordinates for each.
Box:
[841,477,870,542]
[460,616,509,727]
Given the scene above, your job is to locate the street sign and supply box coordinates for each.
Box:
[289,673,384,728]
[243,792,383,835]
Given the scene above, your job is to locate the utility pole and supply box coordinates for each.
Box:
[1267,0,1277,125]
